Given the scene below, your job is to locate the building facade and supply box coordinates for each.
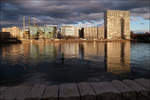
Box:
[104,10,130,39]
[61,25,79,38]
[0,32,11,40]
[29,26,57,39]
[84,26,104,40]
[2,27,21,38]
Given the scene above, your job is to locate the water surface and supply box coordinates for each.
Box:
[0,42,150,86]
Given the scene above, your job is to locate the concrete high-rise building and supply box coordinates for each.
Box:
[104,10,130,39]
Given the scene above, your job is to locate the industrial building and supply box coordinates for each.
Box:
[104,10,130,39]
[29,25,57,39]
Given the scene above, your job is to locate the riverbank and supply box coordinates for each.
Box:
[20,39,131,44]
[131,39,150,43]
[0,78,149,100]
[0,39,22,44]
[131,33,150,43]
[1,38,150,44]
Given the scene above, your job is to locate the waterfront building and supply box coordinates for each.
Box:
[29,25,57,39]
[61,25,79,38]
[83,26,104,40]
[1,10,131,40]
[104,10,130,39]
[0,32,11,40]
[2,27,21,38]
[97,26,104,39]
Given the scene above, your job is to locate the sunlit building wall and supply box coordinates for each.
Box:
[29,26,57,39]
[2,27,21,38]
[61,26,79,38]
[83,26,104,40]
[104,10,130,39]
[97,26,104,39]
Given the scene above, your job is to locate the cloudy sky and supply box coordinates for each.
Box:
[0,0,150,32]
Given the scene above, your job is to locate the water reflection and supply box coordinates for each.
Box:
[58,42,130,74]
[60,43,79,58]
[83,42,105,62]
[1,42,131,73]
[105,42,130,74]
[0,42,150,85]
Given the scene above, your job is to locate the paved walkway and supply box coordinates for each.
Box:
[0,78,150,100]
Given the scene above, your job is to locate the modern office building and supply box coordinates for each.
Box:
[61,25,79,38]
[104,10,130,39]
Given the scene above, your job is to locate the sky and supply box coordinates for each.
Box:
[0,0,150,32]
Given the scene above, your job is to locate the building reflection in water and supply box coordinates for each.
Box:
[83,42,105,62]
[105,42,130,74]
[0,42,131,74]
[59,42,130,74]
[60,43,79,58]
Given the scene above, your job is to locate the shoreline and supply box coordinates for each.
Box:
[1,39,150,44]
[21,39,131,44]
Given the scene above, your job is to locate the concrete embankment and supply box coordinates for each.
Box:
[21,39,131,44]
[0,39,22,44]
[0,78,149,100]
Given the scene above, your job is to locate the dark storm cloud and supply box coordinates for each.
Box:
[0,0,150,28]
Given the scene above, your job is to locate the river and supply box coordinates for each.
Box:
[0,41,150,86]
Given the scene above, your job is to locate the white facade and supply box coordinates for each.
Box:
[61,26,78,37]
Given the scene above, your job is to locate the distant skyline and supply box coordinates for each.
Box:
[0,0,150,32]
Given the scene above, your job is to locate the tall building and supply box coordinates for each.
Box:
[104,10,130,39]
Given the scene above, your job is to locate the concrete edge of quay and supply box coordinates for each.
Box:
[20,39,131,44]
[0,78,149,100]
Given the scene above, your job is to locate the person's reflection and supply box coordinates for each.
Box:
[105,42,131,74]
[61,52,65,64]
[79,44,84,61]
